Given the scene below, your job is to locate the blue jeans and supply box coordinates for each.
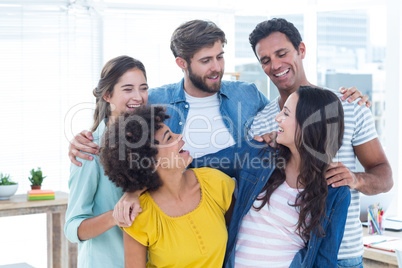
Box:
[337,256,363,268]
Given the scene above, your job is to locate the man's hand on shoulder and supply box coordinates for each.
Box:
[326,162,358,189]
[253,131,278,148]
[69,130,99,167]
[339,86,371,107]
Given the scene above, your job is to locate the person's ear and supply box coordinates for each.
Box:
[175,57,188,70]
[103,93,111,103]
[298,42,306,59]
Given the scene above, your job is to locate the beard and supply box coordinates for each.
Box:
[188,65,223,94]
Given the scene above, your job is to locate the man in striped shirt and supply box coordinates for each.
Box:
[247,18,393,267]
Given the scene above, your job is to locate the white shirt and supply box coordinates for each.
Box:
[182,92,235,158]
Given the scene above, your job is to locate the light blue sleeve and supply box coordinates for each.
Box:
[64,154,100,244]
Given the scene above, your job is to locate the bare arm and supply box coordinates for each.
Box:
[77,210,115,241]
[69,130,99,166]
[326,138,393,195]
[124,231,147,268]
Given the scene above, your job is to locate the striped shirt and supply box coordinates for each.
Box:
[234,181,306,268]
[248,88,378,259]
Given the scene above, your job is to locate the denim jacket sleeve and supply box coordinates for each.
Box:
[190,141,249,178]
[290,186,351,268]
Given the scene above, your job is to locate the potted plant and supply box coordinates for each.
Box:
[28,167,46,190]
[0,173,18,200]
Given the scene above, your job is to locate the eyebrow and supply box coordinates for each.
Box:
[284,105,292,113]
[162,129,170,140]
[120,83,148,88]
[259,48,288,63]
[259,55,269,63]
[275,48,288,54]
[199,51,225,62]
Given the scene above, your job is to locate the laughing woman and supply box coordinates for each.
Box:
[99,106,235,268]
[193,86,351,267]
[64,55,149,267]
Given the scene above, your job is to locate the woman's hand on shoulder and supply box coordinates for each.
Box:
[113,191,144,227]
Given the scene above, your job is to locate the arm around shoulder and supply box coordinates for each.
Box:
[65,158,99,243]
[354,138,393,195]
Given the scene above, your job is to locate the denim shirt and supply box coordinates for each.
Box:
[148,79,269,142]
[192,139,351,268]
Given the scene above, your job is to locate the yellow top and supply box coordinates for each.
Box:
[123,167,235,268]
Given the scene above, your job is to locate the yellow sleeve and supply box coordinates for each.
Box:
[193,167,235,213]
[122,194,157,247]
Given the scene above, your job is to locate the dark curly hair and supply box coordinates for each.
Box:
[255,86,344,241]
[249,18,302,59]
[99,106,170,192]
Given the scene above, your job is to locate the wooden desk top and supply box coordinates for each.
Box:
[0,191,68,210]
[363,226,402,266]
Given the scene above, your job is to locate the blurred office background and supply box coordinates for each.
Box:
[0,0,401,266]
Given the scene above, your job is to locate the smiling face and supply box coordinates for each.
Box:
[184,41,225,96]
[275,92,299,150]
[154,123,193,171]
[103,68,148,117]
[255,32,307,95]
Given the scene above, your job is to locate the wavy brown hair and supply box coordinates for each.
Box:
[99,106,169,192]
[255,86,345,241]
[170,20,227,63]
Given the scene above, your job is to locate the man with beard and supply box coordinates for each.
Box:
[147,19,269,158]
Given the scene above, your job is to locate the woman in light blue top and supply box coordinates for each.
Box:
[64,55,149,267]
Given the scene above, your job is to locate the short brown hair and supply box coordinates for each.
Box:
[170,20,227,63]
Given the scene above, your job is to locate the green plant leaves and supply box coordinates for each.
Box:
[0,173,17,185]
[28,167,46,186]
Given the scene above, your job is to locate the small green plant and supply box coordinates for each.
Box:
[0,173,17,185]
[28,167,46,186]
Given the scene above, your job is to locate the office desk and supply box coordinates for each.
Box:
[363,226,402,267]
[0,191,77,268]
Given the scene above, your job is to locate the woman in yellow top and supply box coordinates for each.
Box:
[99,105,235,267]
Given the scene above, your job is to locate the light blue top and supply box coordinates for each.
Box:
[64,120,124,268]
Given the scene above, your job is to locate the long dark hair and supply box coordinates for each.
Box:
[255,86,345,241]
